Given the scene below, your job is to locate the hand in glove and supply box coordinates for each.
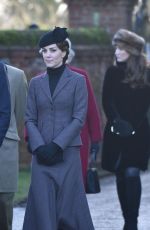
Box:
[34,142,63,166]
[111,118,135,137]
[90,142,100,161]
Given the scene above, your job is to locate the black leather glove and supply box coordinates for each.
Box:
[111,118,135,137]
[34,142,63,166]
[90,142,100,161]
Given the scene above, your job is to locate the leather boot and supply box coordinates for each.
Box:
[123,176,141,230]
[116,176,127,220]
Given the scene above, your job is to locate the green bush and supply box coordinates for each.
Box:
[0,28,111,47]
[69,27,111,45]
[0,30,41,47]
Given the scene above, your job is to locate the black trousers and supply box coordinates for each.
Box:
[0,193,14,230]
[116,167,141,230]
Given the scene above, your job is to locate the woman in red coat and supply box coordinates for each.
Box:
[66,42,103,185]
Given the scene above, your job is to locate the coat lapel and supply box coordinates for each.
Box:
[40,72,52,102]
[39,67,72,102]
[52,67,72,100]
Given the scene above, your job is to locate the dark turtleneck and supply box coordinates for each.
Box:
[47,64,65,96]
[116,61,127,70]
[115,61,127,81]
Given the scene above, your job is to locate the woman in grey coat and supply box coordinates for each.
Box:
[23,27,94,230]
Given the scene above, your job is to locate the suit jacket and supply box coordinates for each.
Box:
[5,65,28,141]
[0,65,27,192]
[0,62,11,146]
[25,66,88,152]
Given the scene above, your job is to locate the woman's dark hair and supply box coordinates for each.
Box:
[57,40,69,64]
[115,53,150,88]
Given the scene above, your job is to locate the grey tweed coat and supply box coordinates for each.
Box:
[23,66,94,230]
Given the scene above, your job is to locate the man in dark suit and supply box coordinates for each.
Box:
[0,62,11,146]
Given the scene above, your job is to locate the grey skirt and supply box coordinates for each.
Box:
[23,146,94,230]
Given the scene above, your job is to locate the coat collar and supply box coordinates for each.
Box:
[40,66,72,101]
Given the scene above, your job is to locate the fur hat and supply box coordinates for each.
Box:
[112,29,145,56]
[39,27,69,48]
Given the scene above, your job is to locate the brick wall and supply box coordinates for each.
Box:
[0,45,113,167]
[64,0,138,34]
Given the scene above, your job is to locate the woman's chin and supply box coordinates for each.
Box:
[46,64,53,68]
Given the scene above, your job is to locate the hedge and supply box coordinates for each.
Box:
[0,28,111,47]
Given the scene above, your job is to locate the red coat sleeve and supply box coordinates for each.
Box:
[24,127,28,142]
[69,65,103,142]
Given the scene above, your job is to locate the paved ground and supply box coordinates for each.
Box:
[12,170,150,230]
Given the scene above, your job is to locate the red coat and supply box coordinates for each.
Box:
[69,66,102,184]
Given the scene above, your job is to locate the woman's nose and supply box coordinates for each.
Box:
[115,48,119,55]
[45,51,51,57]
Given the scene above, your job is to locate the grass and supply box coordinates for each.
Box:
[14,168,31,205]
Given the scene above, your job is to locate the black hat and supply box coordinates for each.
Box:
[112,29,145,56]
[39,27,69,48]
